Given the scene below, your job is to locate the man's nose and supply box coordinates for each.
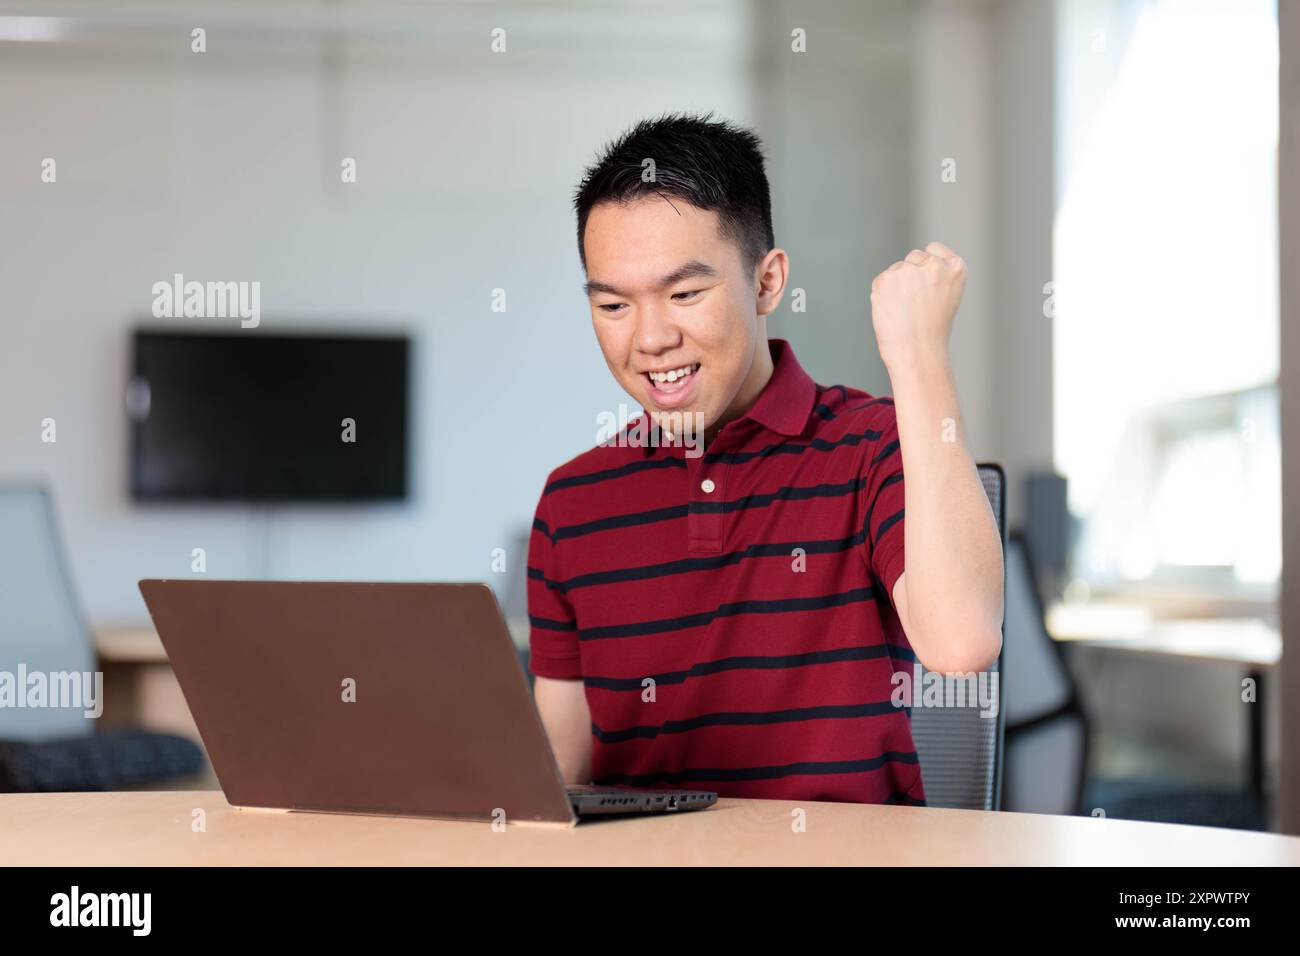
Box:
[632,301,682,355]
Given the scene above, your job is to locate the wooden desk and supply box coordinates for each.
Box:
[4,791,1299,866]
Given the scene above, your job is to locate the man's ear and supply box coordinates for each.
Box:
[755,248,790,317]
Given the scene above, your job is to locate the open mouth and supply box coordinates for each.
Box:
[644,362,700,394]
[642,361,702,408]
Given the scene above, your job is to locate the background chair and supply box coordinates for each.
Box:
[1000,532,1090,814]
[0,486,203,791]
[909,463,1007,811]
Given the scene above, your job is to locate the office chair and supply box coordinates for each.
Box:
[1000,532,1090,815]
[908,463,1007,811]
[0,486,203,791]
[504,527,534,682]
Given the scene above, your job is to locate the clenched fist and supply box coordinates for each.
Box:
[870,241,967,374]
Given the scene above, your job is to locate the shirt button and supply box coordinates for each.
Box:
[700,479,716,494]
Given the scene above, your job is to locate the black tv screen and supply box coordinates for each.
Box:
[130,329,409,501]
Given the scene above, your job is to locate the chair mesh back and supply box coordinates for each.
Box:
[0,487,96,741]
[908,465,1005,810]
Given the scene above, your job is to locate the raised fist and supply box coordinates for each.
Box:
[870,241,967,373]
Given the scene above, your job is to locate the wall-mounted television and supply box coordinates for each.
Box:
[129,329,409,502]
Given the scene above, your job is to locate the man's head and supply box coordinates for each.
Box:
[573,113,788,439]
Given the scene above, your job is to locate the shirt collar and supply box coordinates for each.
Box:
[737,338,816,438]
[637,337,815,454]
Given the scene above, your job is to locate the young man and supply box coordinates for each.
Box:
[528,114,1003,805]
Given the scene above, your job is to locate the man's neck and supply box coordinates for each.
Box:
[704,337,775,444]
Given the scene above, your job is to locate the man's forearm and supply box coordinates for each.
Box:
[889,354,1004,673]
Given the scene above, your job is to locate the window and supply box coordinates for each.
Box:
[1053,0,1280,601]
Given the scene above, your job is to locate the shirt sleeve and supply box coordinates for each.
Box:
[526,480,582,680]
[858,402,907,611]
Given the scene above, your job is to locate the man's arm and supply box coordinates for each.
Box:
[533,676,593,785]
[871,242,1004,674]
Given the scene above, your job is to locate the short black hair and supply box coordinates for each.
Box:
[573,112,775,276]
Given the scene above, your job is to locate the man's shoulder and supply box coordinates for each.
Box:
[810,382,898,438]
[537,428,655,503]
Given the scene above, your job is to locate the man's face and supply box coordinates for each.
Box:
[582,197,774,437]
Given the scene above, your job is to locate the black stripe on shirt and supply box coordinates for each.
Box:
[542,426,878,497]
[875,508,905,546]
[813,385,851,420]
[585,642,920,686]
[691,475,870,515]
[547,474,869,543]
[545,456,685,494]
[529,615,578,632]
[592,699,902,743]
[848,396,895,412]
[871,438,900,465]
[703,427,883,465]
[885,789,927,807]
[532,469,893,590]
[581,644,904,690]
[592,750,920,787]
[579,586,877,641]
[864,471,904,547]
[530,531,862,593]
[552,504,690,542]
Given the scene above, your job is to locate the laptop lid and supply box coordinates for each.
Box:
[138,580,575,825]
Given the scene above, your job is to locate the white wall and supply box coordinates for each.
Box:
[911,0,997,462]
[991,0,1057,530]
[0,2,758,623]
[753,0,915,394]
[910,0,1058,528]
[0,1,931,627]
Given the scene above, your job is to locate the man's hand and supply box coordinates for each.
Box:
[869,241,967,373]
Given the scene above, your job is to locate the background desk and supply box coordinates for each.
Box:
[1046,603,1281,804]
[4,791,1300,866]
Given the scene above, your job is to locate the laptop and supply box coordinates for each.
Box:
[138,580,716,826]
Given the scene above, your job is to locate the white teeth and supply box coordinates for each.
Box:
[648,364,698,384]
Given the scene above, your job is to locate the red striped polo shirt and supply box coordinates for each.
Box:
[527,338,923,806]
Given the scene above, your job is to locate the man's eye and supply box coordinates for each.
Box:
[598,303,627,314]
[672,290,702,301]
